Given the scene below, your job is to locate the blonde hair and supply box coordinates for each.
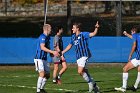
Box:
[43,24,51,30]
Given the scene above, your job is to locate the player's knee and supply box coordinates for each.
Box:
[39,71,45,77]
[138,66,140,72]
[123,67,128,73]
[78,70,83,75]
[63,65,67,70]
[54,66,59,71]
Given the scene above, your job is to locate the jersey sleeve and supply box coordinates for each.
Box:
[70,36,74,45]
[132,34,137,42]
[39,35,46,44]
[82,32,90,39]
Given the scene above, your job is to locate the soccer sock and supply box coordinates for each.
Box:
[53,77,56,82]
[40,78,47,89]
[82,72,93,83]
[122,73,128,89]
[37,77,43,92]
[86,72,96,85]
[58,73,61,79]
[82,72,96,91]
[134,72,140,89]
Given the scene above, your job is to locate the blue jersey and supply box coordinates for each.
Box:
[132,33,140,60]
[35,33,50,60]
[70,32,91,59]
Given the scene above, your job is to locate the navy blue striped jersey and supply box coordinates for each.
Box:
[132,33,140,60]
[35,33,50,60]
[70,32,91,59]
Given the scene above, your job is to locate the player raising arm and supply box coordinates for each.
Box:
[115,26,140,92]
[62,21,100,93]
[123,27,137,39]
[34,24,59,93]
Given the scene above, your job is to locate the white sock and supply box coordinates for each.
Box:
[82,72,93,83]
[40,78,47,89]
[37,77,43,92]
[134,72,140,89]
[122,73,128,89]
[88,82,93,92]
[88,82,93,88]
[86,72,96,85]
[82,72,90,83]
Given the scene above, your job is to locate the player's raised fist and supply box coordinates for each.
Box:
[95,21,99,28]
[123,31,127,36]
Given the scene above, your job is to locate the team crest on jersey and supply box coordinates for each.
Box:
[42,38,45,41]
[78,36,81,39]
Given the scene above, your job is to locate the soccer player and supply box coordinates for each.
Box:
[115,26,140,92]
[52,26,67,84]
[34,24,59,93]
[62,21,100,93]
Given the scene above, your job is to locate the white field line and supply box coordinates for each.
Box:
[0,84,78,92]
[0,75,36,78]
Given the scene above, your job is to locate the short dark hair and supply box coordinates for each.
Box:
[54,25,63,34]
[73,22,82,31]
[132,25,139,33]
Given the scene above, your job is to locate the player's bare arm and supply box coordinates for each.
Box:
[123,31,133,39]
[40,43,59,57]
[56,43,61,52]
[128,41,136,61]
[89,21,99,37]
[54,43,60,52]
[62,44,72,54]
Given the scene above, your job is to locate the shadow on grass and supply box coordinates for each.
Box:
[101,88,116,93]
[64,80,104,84]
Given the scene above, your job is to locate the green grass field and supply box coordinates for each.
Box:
[0,63,139,93]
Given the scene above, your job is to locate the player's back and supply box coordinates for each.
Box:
[134,33,140,50]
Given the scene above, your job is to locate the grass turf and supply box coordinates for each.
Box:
[0,64,139,93]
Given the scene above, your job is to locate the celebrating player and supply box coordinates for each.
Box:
[52,26,67,84]
[34,24,59,93]
[115,26,140,92]
[62,21,100,93]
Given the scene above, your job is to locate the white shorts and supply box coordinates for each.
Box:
[131,58,140,67]
[77,57,88,67]
[34,59,50,73]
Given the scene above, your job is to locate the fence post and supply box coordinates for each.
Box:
[116,0,122,36]
[67,0,71,35]
[4,0,7,16]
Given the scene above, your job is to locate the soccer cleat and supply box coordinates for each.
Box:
[114,87,126,92]
[89,83,100,93]
[94,86,100,93]
[40,89,47,93]
[53,80,57,84]
[56,79,62,85]
[130,86,137,92]
[93,83,100,93]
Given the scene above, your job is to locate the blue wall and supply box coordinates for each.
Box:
[0,37,133,64]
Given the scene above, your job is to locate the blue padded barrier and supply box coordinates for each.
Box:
[0,37,133,64]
